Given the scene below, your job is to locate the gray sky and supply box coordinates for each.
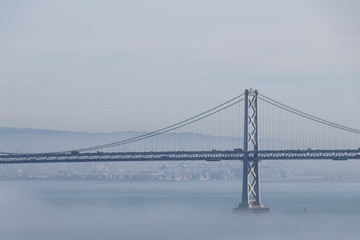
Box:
[0,0,359,132]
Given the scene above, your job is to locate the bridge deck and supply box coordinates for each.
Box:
[0,149,359,164]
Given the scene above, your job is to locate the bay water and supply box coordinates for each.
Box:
[0,180,359,240]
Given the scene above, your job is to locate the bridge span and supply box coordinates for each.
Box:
[1,89,360,212]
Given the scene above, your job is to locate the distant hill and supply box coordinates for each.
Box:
[0,127,146,153]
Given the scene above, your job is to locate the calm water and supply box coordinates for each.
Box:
[0,180,359,240]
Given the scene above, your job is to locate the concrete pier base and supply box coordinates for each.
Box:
[233,204,270,213]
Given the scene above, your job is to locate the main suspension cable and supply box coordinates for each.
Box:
[259,94,360,134]
[57,93,245,153]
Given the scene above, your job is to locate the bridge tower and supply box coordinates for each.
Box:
[234,89,269,212]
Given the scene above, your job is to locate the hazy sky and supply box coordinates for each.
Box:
[1,0,359,132]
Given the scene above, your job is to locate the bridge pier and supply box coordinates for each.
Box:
[233,158,269,213]
[234,89,269,213]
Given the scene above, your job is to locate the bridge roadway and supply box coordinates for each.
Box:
[0,149,360,164]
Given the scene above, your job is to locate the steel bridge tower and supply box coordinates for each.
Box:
[234,89,269,212]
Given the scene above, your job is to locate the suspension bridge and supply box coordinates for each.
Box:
[1,89,360,212]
